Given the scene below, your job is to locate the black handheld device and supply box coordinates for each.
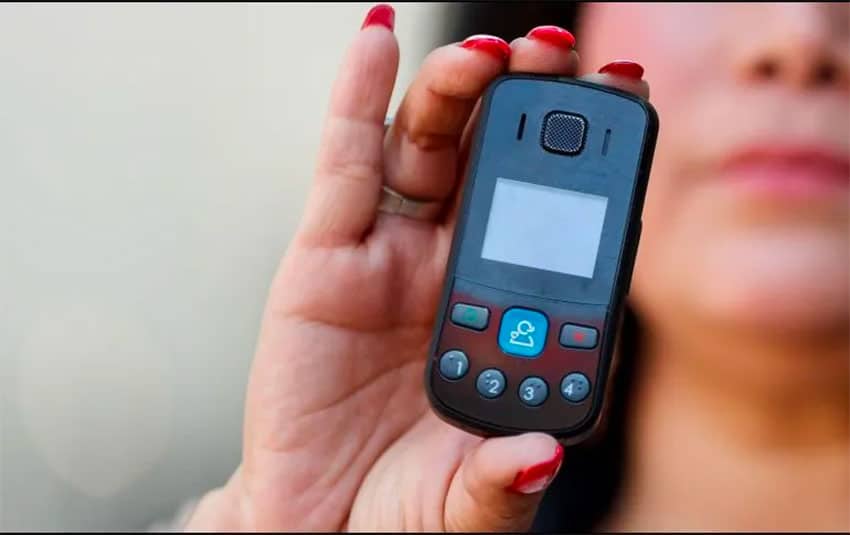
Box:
[425,74,658,442]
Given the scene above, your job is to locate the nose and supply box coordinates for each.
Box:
[736,3,849,91]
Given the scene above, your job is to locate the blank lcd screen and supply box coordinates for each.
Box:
[480,178,608,278]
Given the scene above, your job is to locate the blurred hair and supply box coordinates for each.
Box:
[441,3,645,532]
[440,2,580,45]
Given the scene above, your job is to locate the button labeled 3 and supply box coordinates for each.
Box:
[518,376,548,407]
[498,308,548,358]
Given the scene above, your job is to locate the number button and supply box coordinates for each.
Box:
[517,377,548,407]
[560,372,590,402]
[438,350,469,380]
[476,368,506,399]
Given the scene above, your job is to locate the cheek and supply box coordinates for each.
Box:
[581,4,849,333]
[631,183,850,334]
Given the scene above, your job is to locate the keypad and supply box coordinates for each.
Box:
[438,293,599,411]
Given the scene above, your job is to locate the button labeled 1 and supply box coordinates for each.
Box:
[439,350,469,380]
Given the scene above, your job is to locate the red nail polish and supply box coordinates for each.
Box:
[508,444,564,494]
[361,4,395,31]
[526,25,576,49]
[598,60,644,80]
[460,34,511,62]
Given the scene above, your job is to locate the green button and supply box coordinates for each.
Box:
[451,303,490,331]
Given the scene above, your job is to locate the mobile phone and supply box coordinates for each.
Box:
[425,74,658,442]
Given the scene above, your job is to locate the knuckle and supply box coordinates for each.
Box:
[405,129,458,152]
[318,158,382,186]
[426,69,488,100]
[316,117,384,184]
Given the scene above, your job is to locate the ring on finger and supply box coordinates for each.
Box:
[377,116,445,221]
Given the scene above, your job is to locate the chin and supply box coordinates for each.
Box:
[633,226,848,339]
[686,231,848,335]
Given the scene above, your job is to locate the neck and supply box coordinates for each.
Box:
[604,322,849,531]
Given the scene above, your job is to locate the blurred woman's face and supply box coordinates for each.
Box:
[578,4,849,354]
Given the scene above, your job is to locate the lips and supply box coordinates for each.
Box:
[719,144,850,199]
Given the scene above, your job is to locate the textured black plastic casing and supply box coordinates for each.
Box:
[425,74,659,442]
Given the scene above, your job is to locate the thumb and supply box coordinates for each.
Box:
[443,433,564,532]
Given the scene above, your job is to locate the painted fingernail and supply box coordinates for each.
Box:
[598,60,644,80]
[526,25,576,49]
[460,34,511,62]
[361,3,395,31]
[508,444,564,494]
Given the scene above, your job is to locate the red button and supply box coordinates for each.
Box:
[559,323,598,349]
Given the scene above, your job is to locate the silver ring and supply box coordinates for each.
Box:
[377,116,444,221]
[377,185,445,220]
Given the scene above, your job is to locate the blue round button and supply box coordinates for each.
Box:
[476,368,506,399]
[438,350,469,380]
[560,372,590,403]
[518,376,548,407]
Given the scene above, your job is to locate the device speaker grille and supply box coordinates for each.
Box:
[541,112,586,155]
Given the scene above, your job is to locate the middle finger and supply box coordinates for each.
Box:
[382,27,577,207]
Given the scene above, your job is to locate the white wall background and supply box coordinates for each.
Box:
[0,3,445,530]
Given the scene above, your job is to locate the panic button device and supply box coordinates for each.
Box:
[425,74,658,442]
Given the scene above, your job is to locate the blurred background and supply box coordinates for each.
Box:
[3,2,848,532]
[0,3,447,530]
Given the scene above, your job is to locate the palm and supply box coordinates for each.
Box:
[242,214,458,529]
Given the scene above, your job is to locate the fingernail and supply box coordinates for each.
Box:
[508,444,564,494]
[460,34,511,62]
[526,25,576,49]
[598,60,644,80]
[361,3,395,31]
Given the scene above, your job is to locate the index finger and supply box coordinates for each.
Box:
[297,5,399,248]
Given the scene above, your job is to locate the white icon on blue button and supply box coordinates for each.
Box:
[498,308,548,358]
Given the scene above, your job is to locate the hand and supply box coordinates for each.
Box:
[185,5,650,532]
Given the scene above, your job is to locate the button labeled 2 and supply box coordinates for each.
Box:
[476,368,506,398]
[498,308,548,358]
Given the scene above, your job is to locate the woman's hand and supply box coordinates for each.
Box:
[185,4,649,532]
